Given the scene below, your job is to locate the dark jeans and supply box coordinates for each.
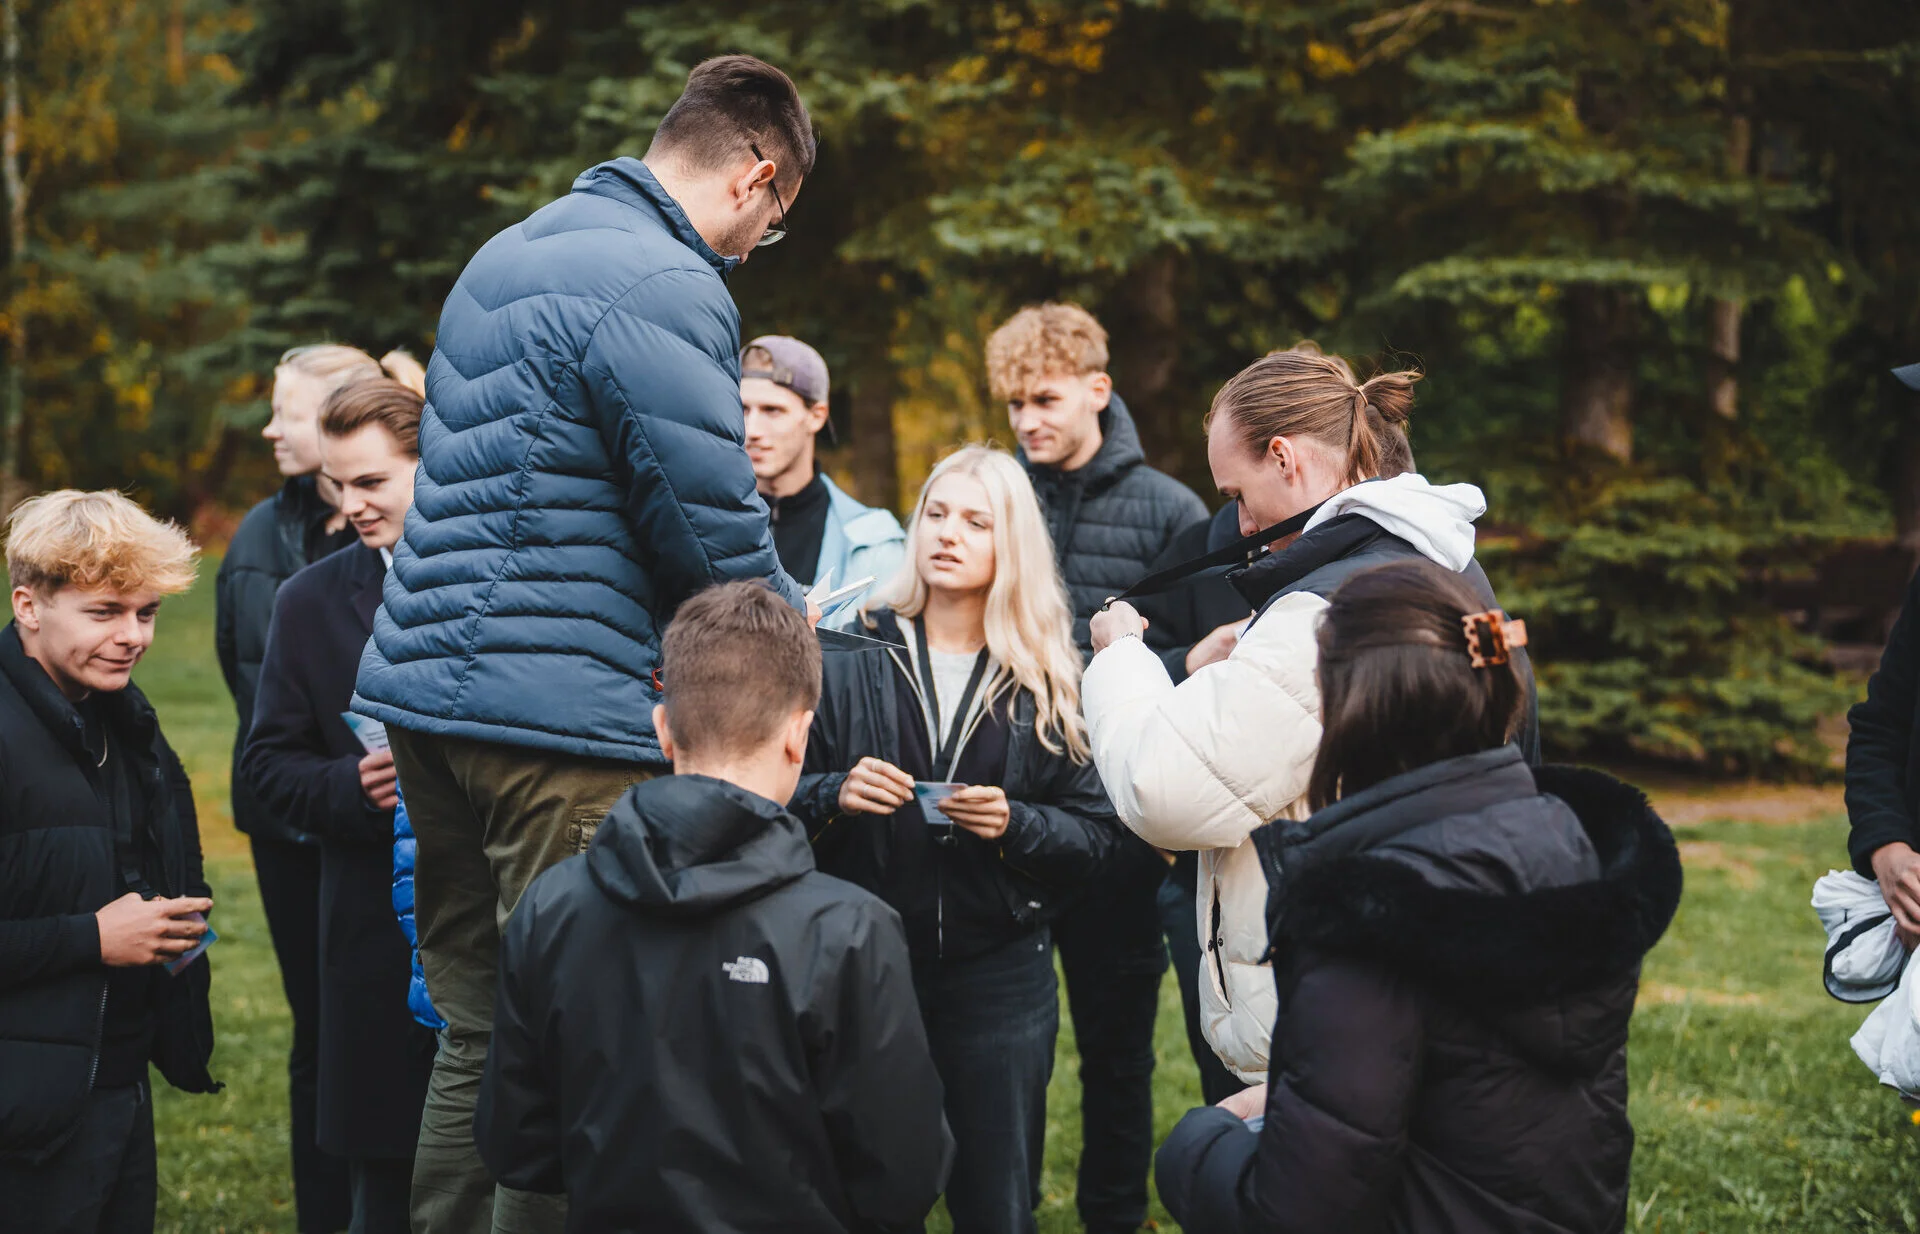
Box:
[350,1157,415,1234]
[1157,873,1246,1107]
[389,727,656,1234]
[1054,840,1167,1234]
[915,931,1059,1234]
[252,832,354,1233]
[0,1082,154,1234]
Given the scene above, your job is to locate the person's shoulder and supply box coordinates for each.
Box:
[1121,463,1207,512]
[222,491,287,564]
[823,477,905,545]
[277,542,369,608]
[786,869,907,945]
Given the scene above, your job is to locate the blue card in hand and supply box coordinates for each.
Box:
[912,781,965,825]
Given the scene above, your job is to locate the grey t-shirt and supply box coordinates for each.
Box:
[925,647,981,753]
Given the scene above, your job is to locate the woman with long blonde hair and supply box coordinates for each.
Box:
[788,445,1120,1234]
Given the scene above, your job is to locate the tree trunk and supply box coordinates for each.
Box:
[1,0,24,495]
[1706,115,1751,421]
[1560,285,1637,462]
[847,358,899,514]
[1102,251,1187,479]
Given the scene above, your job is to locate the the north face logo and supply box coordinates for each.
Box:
[723,956,769,984]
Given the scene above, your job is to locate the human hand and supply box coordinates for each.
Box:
[806,596,824,628]
[1090,602,1148,654]
[939,785,1010,840]
[1874,842,1920,935]
[1218,1082,1268,1122]
[359,749,399,809]
[838,757,914,815]
[1184,618,1246,675]
[97,893,214,967]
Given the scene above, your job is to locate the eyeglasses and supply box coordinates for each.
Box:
[749,142,788,248]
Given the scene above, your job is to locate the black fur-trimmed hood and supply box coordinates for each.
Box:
[1260,754,1682,1020]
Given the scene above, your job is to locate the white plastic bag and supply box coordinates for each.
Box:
[1813,869,1904,1001]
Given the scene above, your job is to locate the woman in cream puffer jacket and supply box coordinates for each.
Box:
[1083,350,1536,1081]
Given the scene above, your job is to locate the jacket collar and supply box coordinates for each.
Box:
[346,542,385,634]
[587,774,813,915]
[1021,390,1147,496]
[571,157,739,276]
[1281,745,1534,869]
[1229,511,1385,612]
[0,622,158,767]
[1260,758,1683,1010]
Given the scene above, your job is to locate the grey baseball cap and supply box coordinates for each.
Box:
[741,335,830,406]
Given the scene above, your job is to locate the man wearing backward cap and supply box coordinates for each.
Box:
[739,335,905,618]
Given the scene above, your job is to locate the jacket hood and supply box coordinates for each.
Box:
[571,156,739,277]
[1262,752,1682,1073]
[1304,473,1485,572]
[587,775,815,917]
[1020,391,1146,494]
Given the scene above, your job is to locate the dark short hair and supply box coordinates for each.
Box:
[648,55,815,191]
[660,582,821,758]
[320,378,423,457]
[1308,559,1525,808]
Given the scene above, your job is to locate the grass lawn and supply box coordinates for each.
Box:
[134,566,1920,1232]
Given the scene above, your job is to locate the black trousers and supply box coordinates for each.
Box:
[1053,839,1168,1234]
[251,833,354,1233]
[0,1082,154,1234]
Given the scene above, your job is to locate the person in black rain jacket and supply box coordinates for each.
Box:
[1155,560,1682,1234]
[788,447,1119,1234]
[242,377,436,1232]
[475,582,952,1234]
[0,490,217,1234]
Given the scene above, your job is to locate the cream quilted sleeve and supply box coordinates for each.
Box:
[1082,592,1327,850]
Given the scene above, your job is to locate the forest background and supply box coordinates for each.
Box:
[8,0,1920,774]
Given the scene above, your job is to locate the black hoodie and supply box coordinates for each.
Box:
[1156,748,1682,1234]
[475,774,953,1234]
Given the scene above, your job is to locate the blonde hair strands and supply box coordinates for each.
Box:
[1208,350,1421,484]
[866,446,1090,762]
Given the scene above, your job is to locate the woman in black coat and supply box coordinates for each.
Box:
[241,378,434,1234]
[787,447,1120,1234]
[1155,560,1682,1234]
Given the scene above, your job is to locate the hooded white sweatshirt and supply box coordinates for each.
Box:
[1081,473,1485,1082]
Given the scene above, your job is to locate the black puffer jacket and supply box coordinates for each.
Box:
[1022,392,1207,658]
[1156,748,1681,1233]
[476,774,952,1233]
[0,625,218,1159]
[789,614,1122,966]
[215,475,353,841]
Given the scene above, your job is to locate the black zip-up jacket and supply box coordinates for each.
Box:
[475,774,953,1234]
[216,475,353,842]
[1156,749,1682,1233]
[0,624,218,1159]
[1846,565,1920,876]
[788,612,1122,966]
[1021,392,1208,659]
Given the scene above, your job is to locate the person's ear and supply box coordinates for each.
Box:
[12,585,39,632]
[1267,435,1297,483]
[806,402,830,435]
[1086,371,1113,407]
[783,708,814,766]
[735,156,776,209]
[652,704,677,763]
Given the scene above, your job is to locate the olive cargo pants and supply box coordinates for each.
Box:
[388,727,659,1234]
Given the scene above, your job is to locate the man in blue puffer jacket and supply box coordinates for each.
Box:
[351,55,817,1234]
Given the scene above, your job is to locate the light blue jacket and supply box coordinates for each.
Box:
[814,475,906,624]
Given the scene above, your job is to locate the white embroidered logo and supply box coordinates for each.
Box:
[723,956,769,985]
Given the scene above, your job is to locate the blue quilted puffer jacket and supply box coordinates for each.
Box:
[353,157,803,764]
[389,792,443,1031]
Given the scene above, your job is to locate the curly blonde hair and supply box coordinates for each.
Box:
[985,302,1109,402]
[5,490,199,596]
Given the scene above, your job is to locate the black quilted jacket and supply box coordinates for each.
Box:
[1021,392,1207,659]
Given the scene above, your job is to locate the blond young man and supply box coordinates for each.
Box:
[0,491,214,1234]
[988,302,1205,1234]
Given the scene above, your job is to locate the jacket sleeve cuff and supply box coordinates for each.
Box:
[58,912,103,971]
[1852,820,1917,878]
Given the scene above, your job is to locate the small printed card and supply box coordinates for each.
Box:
[341,712,390,754]
[912,781,965,825]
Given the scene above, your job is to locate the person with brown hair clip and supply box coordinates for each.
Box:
[1084,348,1538,1095]
[1154,559,1681,1234]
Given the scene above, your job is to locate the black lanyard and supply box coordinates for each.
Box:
[913,619,992,780]
[1099,499,1326,612]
